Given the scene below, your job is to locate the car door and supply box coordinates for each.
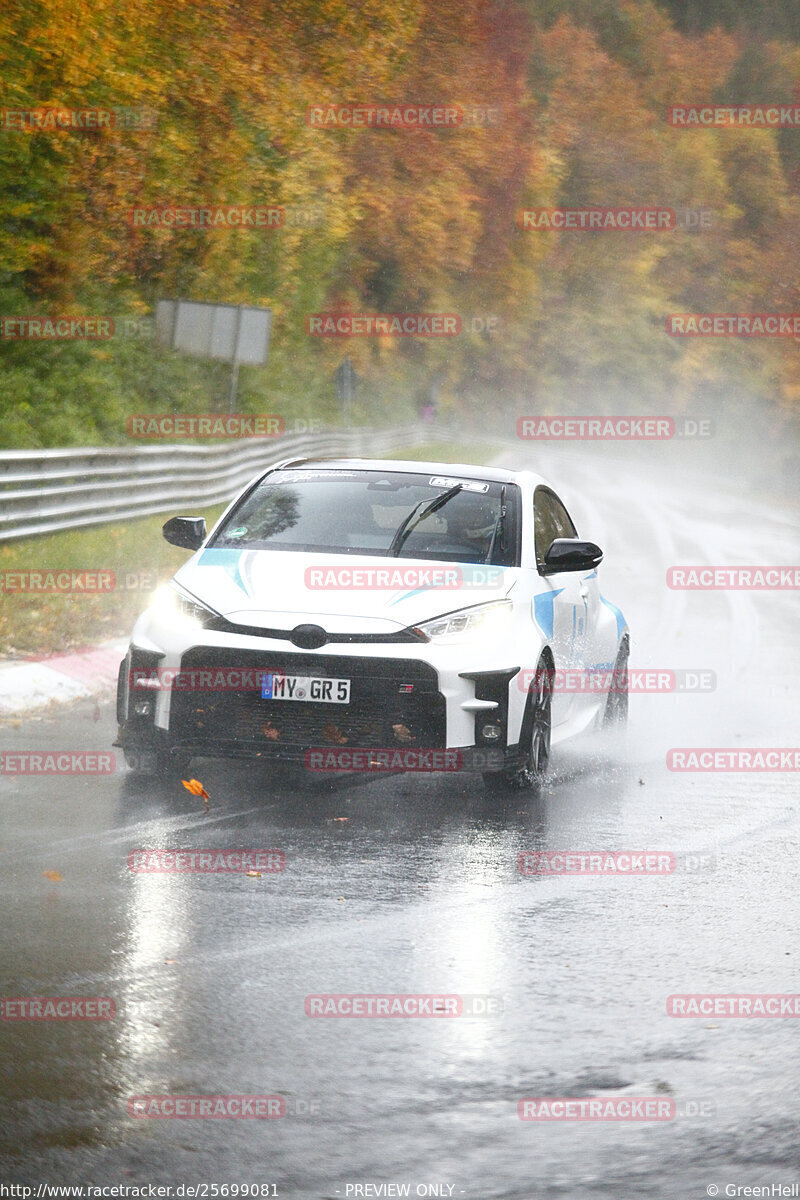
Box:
[532,487,594,725]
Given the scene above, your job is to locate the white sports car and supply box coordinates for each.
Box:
[116,457,629,789]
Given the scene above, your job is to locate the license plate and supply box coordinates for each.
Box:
[261,673,350,703]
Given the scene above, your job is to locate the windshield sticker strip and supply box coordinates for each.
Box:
[428,476,490,492]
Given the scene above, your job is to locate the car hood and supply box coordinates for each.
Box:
[173,547,516,634]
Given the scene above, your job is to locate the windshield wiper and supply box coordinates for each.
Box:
[387,483,463,557]
[484,484,506,564]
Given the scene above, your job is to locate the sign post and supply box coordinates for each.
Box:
[334,356,357,425]
[228,304,244,412]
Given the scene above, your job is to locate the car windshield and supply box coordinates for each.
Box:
[211,468,520,565]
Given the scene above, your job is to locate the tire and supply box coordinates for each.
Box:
[482,655,553,792]
[123,748,192,777]
[603,637,629,727]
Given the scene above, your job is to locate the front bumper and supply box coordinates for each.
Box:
[116,642,521,774]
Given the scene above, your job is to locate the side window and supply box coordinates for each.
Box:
[534,487,578,568]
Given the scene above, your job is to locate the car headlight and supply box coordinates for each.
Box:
[149,583,219,630]
[412,599,513,643]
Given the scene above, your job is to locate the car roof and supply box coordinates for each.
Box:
[270,457,547,487]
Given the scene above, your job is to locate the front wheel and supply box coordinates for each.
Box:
[482,657,553,792]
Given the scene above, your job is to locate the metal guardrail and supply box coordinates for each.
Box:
[0,425,437,541]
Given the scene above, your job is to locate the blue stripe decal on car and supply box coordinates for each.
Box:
[533,588,564,639]
[599,594,627,639]
[196,548,249,595]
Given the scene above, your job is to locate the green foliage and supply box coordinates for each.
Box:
[0,0,799,446]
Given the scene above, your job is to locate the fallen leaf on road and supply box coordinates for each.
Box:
[182,778,210,814]
[182,778,209,797]
[182,778,210,799]
[42,870,63,881]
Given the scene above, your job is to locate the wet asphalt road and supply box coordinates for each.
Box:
[1,441,799,1197]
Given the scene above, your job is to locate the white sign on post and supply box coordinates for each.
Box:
[155,299,272,409]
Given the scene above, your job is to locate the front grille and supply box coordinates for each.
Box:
[205,615,425,644]
[168,647,446,753]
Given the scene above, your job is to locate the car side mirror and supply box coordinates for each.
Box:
[541,538,603,576]
[162,516,207,551]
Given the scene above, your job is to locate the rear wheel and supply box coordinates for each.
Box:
[603,637,629,727]
[482,655,552,791]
